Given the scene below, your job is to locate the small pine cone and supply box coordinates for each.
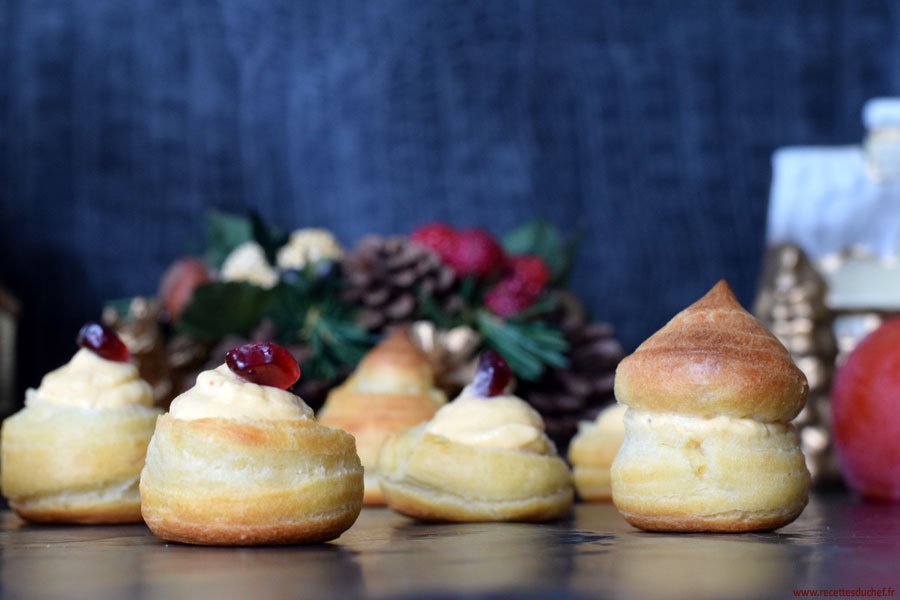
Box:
[520,293,626,455]
[341,235,460,332]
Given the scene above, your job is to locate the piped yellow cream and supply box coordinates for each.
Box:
[168,364,313,421]
[26,348,153,409]
[425,385,551,453]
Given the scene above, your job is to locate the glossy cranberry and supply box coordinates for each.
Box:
[77,322,131,362]
[470,350,513,397]
[225,342,301,389]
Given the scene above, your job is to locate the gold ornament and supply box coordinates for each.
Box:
[408,320,482,396]
[754,243,839,485]
[103,298,172,406]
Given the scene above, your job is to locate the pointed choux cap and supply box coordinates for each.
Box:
[318,327,446,506]
[318,327,446,433]
[350,327,437,393]
[614,280,808,422]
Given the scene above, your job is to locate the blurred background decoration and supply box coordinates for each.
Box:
[757,97,900,484]
[1,2,899,460]
[0,286,20,416]
[103,213,622,453]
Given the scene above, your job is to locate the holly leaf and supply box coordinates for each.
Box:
[252,211,289,265]
[302,310,374,379]
[475,309,569,381]
[418,292,465,330]
[177,282,271,341]
[262,278,375,380]
[502,220,580,286]
[205,210,253,268]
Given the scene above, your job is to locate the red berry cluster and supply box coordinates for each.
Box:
[411,223,551,318]
[411,223,506,280]
[484,255,551,317]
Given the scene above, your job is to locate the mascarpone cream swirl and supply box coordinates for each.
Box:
[425,385,551,453]
[25,348,154,409]
[168,364,314,421]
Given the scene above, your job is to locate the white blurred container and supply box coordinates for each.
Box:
[863,97,900,182]
[767,97,900,360]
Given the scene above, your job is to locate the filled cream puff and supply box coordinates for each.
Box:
[139,342,363,545]
[568,403,627,502]
[1,323,160,523]
[611,280,810,532]
[378,350,573,522]
[318,328,446,505]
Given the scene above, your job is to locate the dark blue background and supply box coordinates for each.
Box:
[1,0,898,395]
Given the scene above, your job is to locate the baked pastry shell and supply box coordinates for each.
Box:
[319,389,442,505]
[1,404,159,524]
[140,414,363,545]
[568,419,623,502]
[611,410,810,532]
[377,424,573,522]
[614,280,808,422]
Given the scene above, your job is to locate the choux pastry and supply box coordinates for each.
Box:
[140,342,363,545]
[318,328,446,505]
[1,324,160,523]
[378,350,573,522]
[611,280,810,532]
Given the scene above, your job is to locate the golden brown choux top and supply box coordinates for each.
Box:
[614,280,808,423]
[344,328,440,396]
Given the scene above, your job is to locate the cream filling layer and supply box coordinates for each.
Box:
[26,348,153,410]
[425,386,551,453]
[625,408,792,438]
[169,364,314,421]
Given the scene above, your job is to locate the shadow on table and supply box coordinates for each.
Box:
[352,518,582,598]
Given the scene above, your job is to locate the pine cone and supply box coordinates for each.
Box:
[341,235,460,332]
[519,293,625,455]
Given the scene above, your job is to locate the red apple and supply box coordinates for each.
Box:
[832,317,900,500]
[158,257,212,320]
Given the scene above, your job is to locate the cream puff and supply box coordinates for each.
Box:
[568,403,627,502]
[317,328,446,505]
[378,350,573,522]
[139,342,363,545]
[611,280,810,532]
[1,323,160,523]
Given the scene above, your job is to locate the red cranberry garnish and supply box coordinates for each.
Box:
[225,342,301,390]
[76,322,131,362]
[470,350,513,397]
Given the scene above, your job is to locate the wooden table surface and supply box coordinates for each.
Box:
[1,491,898,600]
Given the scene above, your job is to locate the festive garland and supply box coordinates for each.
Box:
[136,210,584,380]
[105,210,622,450]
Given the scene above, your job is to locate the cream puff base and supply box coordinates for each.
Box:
[1,404,160,524]
[140,415,363,545]
[377,424,573,522]
[611,409,809,532]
